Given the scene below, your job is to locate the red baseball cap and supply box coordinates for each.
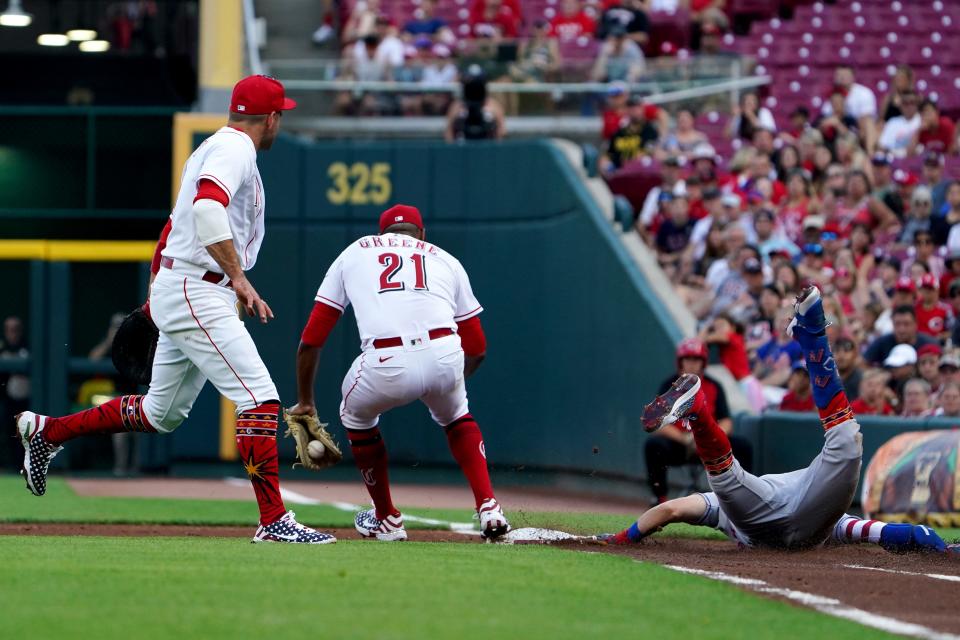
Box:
[920,273,938,289]
[918,343,943,359]
[230,75,297,115]
[379,204,424,233]
[895,276,916,293]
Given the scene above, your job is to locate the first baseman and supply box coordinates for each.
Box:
[605,286,957,555]
[16,75,334,544]
[288,204,510,540]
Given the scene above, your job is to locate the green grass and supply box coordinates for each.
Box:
[0,536,899,640]
[4,477,957,541]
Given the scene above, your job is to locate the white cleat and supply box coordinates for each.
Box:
[355,508,408,541]
[478,498,510,540]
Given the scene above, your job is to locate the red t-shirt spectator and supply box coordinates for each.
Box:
[918,117,956,154]
[779,198,810,243]
[718,332,751,381]
[602,109,626,139]
[915,300,953,336]
[470,0,521,20]
[850,398,895,415]
[550,12,596,42]
[470,5,519,38]
[780,392,815,412]
[689,198,708,221]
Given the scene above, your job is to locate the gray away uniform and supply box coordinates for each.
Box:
[697,419,863,549]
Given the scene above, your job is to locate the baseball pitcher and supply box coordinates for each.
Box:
[16,75,334,544]
[605,286,957,555]
[288,204,510,541]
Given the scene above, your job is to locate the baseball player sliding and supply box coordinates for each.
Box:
[605,286,958,555]
[16,75,334,544]
[288,205,510,541]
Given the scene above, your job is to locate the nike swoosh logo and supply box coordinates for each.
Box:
[269,532,300,541]
[379,356,394,363]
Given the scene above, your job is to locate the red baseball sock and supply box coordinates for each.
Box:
[687,392,734,476]
[819,392,853,431]
[445,414,495,510]
[43,395,155,445]
[347,427,399,520]
[235,402,287,526]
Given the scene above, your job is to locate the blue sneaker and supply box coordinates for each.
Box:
[880,523,947,554]
[788,285,829,337]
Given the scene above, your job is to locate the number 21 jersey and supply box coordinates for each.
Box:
[314,234,483,349]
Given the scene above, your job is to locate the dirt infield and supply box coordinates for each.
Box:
[602,538,960,636]
[65,477,644,514]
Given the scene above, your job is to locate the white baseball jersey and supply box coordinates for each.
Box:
[163,126,265,272]
[315,234,482,348]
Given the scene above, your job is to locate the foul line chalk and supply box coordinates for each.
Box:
[226,478,479,535]
[663,564,960,640]
[843,564,960,584]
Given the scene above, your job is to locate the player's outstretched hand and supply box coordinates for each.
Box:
[233,276,274,323]
[287,402,317,417]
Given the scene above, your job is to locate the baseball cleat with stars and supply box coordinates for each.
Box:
[252,511,337,544]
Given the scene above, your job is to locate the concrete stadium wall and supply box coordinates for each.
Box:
[736,412,960,502]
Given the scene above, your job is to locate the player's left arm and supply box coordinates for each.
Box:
[609,494,711,544]
[290,253,349,416]
[458,315,486,378]
[638,494,710,534]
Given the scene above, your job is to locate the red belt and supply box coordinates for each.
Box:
[160,256,232,288]
[372,328,454,349]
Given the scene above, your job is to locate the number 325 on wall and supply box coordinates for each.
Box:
[327,162,392,205]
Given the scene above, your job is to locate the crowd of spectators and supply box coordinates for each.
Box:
[622,61,960,419]
[321,0,733,115]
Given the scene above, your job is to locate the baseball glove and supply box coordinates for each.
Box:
[283,410,343,471]
[111,305,159,385]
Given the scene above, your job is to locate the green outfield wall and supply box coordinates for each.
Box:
[240,136,683,476]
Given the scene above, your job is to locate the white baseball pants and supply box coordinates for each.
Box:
[339,332,469,430]
[142,268,279,432]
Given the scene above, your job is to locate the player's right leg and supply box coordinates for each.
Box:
[15,331,198,496]
[339,350,423,542]
[421,340,509,539]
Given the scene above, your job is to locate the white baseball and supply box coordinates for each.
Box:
[307,440,326,459]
